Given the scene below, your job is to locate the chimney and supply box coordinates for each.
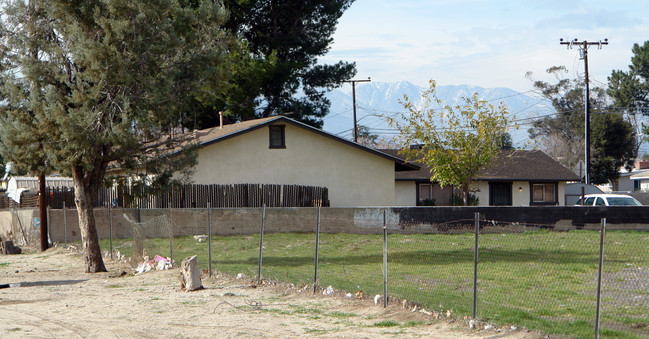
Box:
[636,160,649,170]
[219,111,223,129]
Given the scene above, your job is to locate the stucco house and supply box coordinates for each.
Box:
[596,160,649,193]
[384,149,580,206]
[179,116,417,207]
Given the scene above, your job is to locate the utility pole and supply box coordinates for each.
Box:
[560,38,608,185]
[38,174,49,251]
[343,77,371,142]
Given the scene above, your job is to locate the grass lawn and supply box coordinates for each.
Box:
[101,229,649,338]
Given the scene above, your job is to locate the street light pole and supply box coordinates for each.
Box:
[343,78,371,142]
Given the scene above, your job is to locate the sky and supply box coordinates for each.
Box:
[322,0,649,93]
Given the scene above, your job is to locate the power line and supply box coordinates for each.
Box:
[342,78,371,142]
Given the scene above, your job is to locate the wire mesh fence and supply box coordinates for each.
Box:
[23,206,649,338]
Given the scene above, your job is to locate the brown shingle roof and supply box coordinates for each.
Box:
[477,150,580,181]
[381,149,579,182]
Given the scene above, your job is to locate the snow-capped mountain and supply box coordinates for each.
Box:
[322,81,550,144]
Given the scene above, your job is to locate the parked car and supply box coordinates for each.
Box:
[575,194,642,206]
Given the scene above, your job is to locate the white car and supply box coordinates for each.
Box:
[575,194,642,206]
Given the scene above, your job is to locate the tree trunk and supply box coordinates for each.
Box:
[612,179,619,192]
[462,185,470,206]
[72,169,107,273]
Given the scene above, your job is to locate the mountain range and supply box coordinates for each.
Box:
[322,81,552,145]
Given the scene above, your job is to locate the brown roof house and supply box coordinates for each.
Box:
[384,149,580,206]
[167,116,417,207]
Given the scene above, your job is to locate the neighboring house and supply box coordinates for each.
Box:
[380,149,454,206]
[384,149,579,206]
[5,175,74,204]
[597,160,649,193]
[165,116,417,207]
[629,170,649,192]
[476,150,580,206]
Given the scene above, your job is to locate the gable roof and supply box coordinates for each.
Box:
[381,149,579,182]
[193,116,419,172]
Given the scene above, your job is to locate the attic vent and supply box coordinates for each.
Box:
[269,125,286,149]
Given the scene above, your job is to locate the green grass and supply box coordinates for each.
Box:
[372,320,400,327]
[99,229,649,338]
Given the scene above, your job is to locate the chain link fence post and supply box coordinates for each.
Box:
[473,211,480,319]
[595,217,606,339]
[208,202,212,277]
[109,203,113,260]
[63,202,67,248]
[46,206,51,246]
[257,204,266,285]
[168,207,174,266]
[383,209,388,308]
[313,206,320,293]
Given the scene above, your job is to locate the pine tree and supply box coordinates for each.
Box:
[0,0,233,272]
[217,0,357,128]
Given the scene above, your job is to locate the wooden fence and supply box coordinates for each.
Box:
[42,183,329,209]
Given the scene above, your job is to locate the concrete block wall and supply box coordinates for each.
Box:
[2,206,648,245]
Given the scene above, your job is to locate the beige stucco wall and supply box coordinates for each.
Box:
[394,181,416,206]
[476,182,490,206]
[191,123,396,207]
[511,181,530,206]
[557,182,566,205]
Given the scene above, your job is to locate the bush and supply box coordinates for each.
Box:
[451,193,479,206]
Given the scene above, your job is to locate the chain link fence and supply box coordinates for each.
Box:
[10,206,649,338]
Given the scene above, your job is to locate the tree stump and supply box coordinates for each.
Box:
[179,255,202,291]
[1,240,22,255]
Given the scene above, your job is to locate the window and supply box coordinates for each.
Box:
[269,125,285,148]
[419,183,432,201]
[531,183,557,204]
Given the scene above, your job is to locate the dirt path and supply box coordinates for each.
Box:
[0,246,542,338]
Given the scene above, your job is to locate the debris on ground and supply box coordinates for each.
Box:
[0,239,22,255]
[193,234,208,242]
[135,255,174,275]
[323,285,334,295]
[109,271,128,278]
[179,255,203,291]
[374,294,382,305]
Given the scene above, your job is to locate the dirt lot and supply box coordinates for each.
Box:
[0,246,543,338]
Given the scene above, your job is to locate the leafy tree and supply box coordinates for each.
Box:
[608,41,649,150]
[219,0,357,128]
[356,125,378,147]
[590,113,636,187]
[0,0,232,272]
[387,80,512,206]
[527,66,607,169]
[500,132,514,150]
[527,66,636,184]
